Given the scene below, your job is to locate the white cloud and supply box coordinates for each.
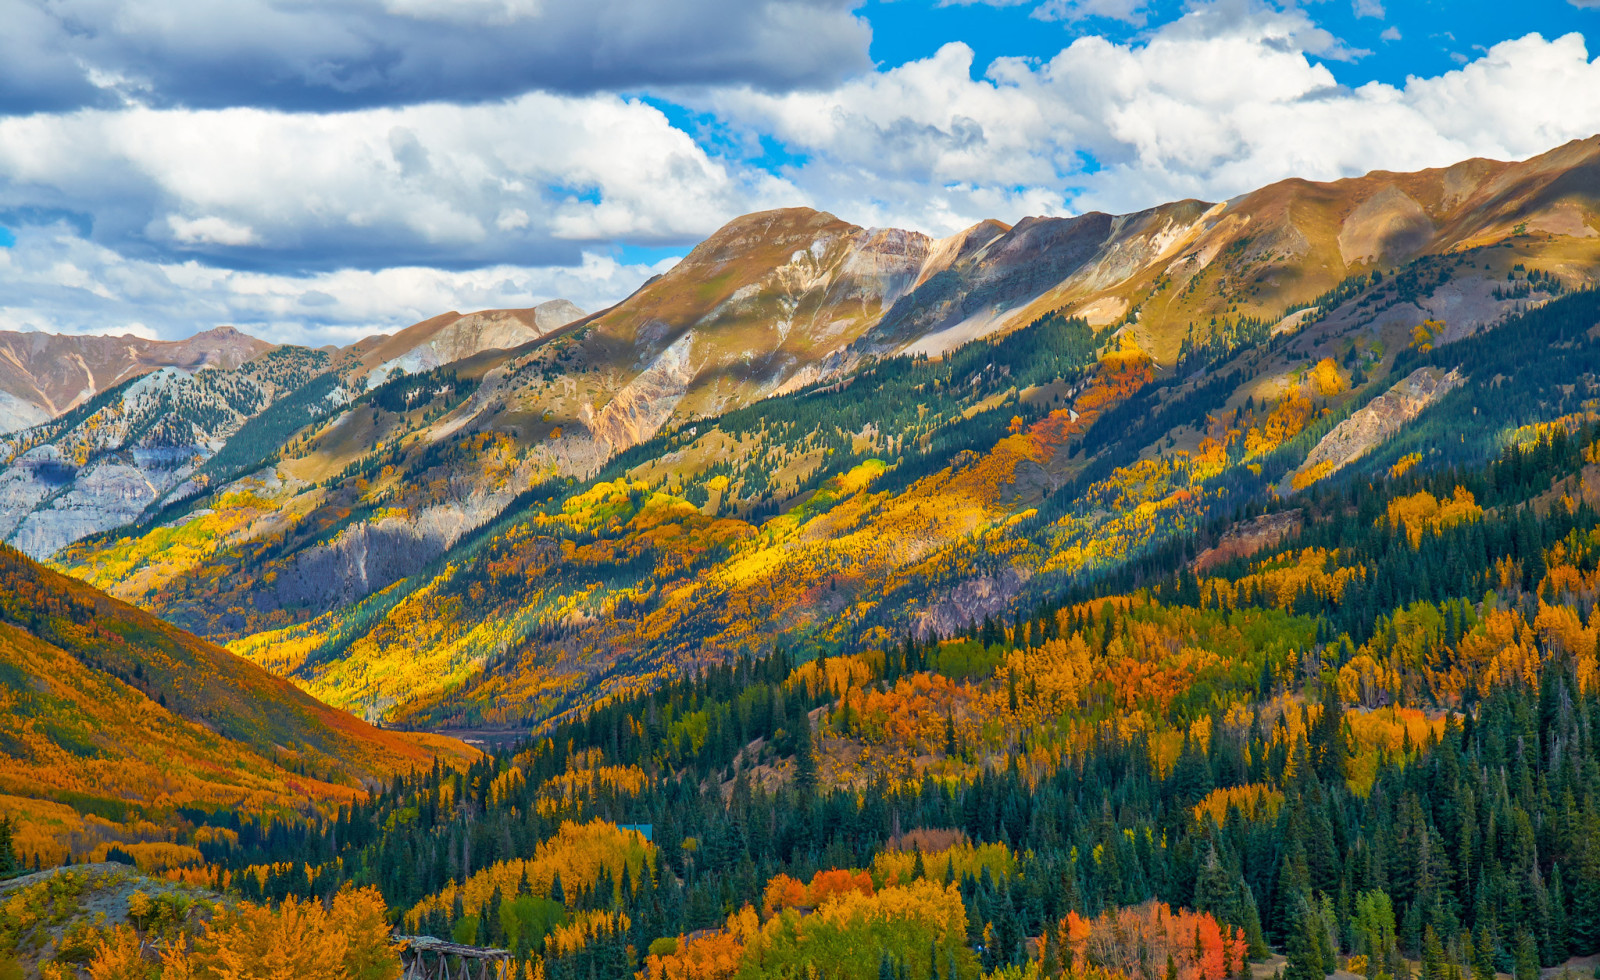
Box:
[0,222,677,345]
[0,93,798,269]
[166,215,258,246]
[706,6,1600,228]
[3,0,1599,350]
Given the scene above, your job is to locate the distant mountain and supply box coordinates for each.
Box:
[44,135,1600,730]
[0,326,272,434]
[0,301,588,560]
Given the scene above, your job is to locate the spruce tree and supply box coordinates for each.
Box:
[0,816,15,878]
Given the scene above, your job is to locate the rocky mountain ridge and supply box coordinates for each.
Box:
[34,135,1600,731]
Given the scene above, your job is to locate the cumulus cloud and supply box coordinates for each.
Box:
[3,0,873,113]
[0,222,676,345]
[4,0,1600,348]
[706,5,1600,228]
[0,93,798,271]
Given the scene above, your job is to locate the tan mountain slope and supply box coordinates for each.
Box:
[0,326,273,433]
[356,299,588,386]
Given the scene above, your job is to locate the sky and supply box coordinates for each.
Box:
[0,0,1598,346]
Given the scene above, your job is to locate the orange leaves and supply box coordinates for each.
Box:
[641,926,746,980]
[762,869,874,915]
[1244,393,1313,458]
[1060,902,1247,980]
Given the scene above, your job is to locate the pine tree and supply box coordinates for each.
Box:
[1196,844,1242,930]
[1242,885,1270,960]
[1470,927,1495,980]
[1421,926,1445,980]
[1287,898,1325,980]
[0,816,16,878]
[794,713,818,800]
[1514,931,1539,980]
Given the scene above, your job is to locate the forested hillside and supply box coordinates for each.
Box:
[7,137,1600,980]
[0,539,471,880]
[38,413,1600,980]
[46,138,1600,734]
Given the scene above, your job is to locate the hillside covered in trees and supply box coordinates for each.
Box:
[16,375,1600,980]
[6,139,1600,978]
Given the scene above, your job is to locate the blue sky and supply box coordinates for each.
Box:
[0,0,1596,344]
[865,1,1600,88]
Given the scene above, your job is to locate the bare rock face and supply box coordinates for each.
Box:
[912,568,1029,639]
[4,448,200,559]
[267,478,536,618]
[1193,511,1305,574]
[363,300,587,387]
[0,389,50,436]
[584,331,698,455]
[0,349,332,558]
[1291,367,1465,489]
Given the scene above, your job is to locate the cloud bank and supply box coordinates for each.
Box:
[0,0,1596,344]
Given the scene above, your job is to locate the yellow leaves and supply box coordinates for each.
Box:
[86,926,151,980]
[86,843,202,873]
[1345,707,1445,794]
[406,819,654,929]
[1290,461,1335,491]
[1190,438,1229,480]
[1244,394,1313,458]
[1337,655,1398,709]
[1384,486,1482,546]
[1410,319,1445,352]
[1206,547,1358,611]
[489,767,526,807]
[872,842,1015,888]
[1192,785,1282,825]
[141,885,399,980]
[1308,357,1346,397]
[808,878,967,936]
[1389,453,1422,479]
[538,764,647,802]
[546,909,629,958]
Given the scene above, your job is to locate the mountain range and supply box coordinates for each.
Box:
[6,129,1600,980]
[0,135,1594,737]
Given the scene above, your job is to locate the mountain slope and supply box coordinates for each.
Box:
[0,540,470,863]
[0,326,273,434]
[357,299,587,386]
[49,135,1600,730]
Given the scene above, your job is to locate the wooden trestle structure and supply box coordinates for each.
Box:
[392,935,513,980]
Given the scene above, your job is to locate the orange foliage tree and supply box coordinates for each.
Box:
[1060,902,1247,980]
